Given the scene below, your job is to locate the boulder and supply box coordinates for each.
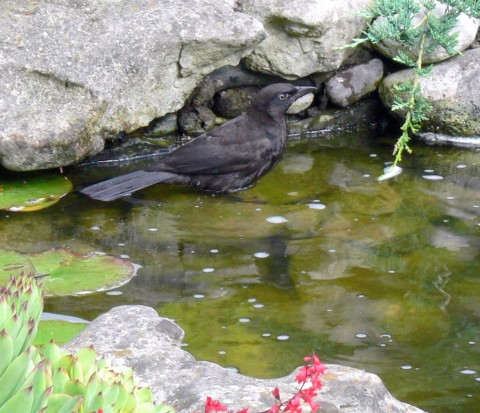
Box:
[238,0,375,79]
[326,59,384,108]
[379,48,480,139]
[65,305,426,413]
[372,1,479,64]
[0,0,265,171]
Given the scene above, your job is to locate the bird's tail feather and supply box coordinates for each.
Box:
[79,170,178,201]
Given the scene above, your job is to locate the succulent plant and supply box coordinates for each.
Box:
[0,273,51,413]
[0,273,175,413]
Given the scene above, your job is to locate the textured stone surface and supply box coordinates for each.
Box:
[380,48,480,138]
[372,1,479,64]
[326,59,384,108]
[239,0,374,79]
[0,0,265,170]
[66,305,426,413]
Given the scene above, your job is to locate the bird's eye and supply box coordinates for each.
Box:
[278,93,287,101]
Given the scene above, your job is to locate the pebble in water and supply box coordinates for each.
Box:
[106,291,123,296]
[422,175,444,181]
[254,252,270,258]
[308,203,326,210]
[266,216,288,224]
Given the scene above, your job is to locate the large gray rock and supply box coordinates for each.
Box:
[66,305,426,413]
[380,48,480,139]
[372,1,479,64]
[326,59,384,108]
[0,0,265,171]
[239,0,375,79]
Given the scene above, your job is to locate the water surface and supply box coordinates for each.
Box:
[1,131,479,413]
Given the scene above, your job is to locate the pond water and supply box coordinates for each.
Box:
[2,130,480,413]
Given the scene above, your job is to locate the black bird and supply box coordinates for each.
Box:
[80,83,315,201]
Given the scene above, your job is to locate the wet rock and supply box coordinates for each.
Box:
[380,48,480,139]
[0,0,265,170]
[213,86,260,118]
[65,305,426,413]
[290,98,389,137]
[144,113,179,138]
[238,0,374,79]
[326,59,384,108]
[372,1,479,64]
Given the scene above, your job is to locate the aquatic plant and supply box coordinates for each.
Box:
[201,354,326,413]
[0,273,174,413]
[345,0,480,167]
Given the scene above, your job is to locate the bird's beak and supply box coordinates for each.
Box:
[293,86,316,100]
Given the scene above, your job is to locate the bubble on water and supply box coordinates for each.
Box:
[106,291,123,296]
[328,249,336,253]
[253,303,264,308]
[476,378,480,382]
[120,254,130,259]
[218,350,226,355]
[266,216,288,224]
[262,333,271,337]
[90,226,101,231]
[277,335,290,341]
[355,333,367,339]
[379,343,387,347]
[210,249,219,253]
[308,203,326,210]
[287,192,299,196]
[401,365,413,370]
[380,334,392,339]
[363,174,371,178]
[239,318,251,323]
[370,153,377,158]
[247,298,257,303]
[422,175,444,181]
[424,169,434,173]
[460,369,476,375]
[203,267,215,273]
[456,164,467,169]
[446,196,455,200]
[254,252,270,258]
[147,227,158,232]
[118,243,125,246]
[193,294,205,299]
[388,270,396,274]
[468,341,476,345]
[357,294,365,298]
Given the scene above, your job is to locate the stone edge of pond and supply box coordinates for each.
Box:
[65,305,427,413]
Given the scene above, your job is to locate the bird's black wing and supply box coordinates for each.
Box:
[148,115,271,175]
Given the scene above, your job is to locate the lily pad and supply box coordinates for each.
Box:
[0,174,72,211]
[0,248,136,296]
[35,319,88,347]
[0,250,35,279]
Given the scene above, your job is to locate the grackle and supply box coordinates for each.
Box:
[80,83,315,201]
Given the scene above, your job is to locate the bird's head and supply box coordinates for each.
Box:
[251,83,316,119]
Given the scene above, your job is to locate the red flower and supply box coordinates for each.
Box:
[272,387,281,400]
[268,404,281,413]
[236,408,249,413]
[205,396,228,413]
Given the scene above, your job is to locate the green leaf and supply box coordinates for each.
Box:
[0,385,34,413]
[0,174,72,212]
[0,249,135,296]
